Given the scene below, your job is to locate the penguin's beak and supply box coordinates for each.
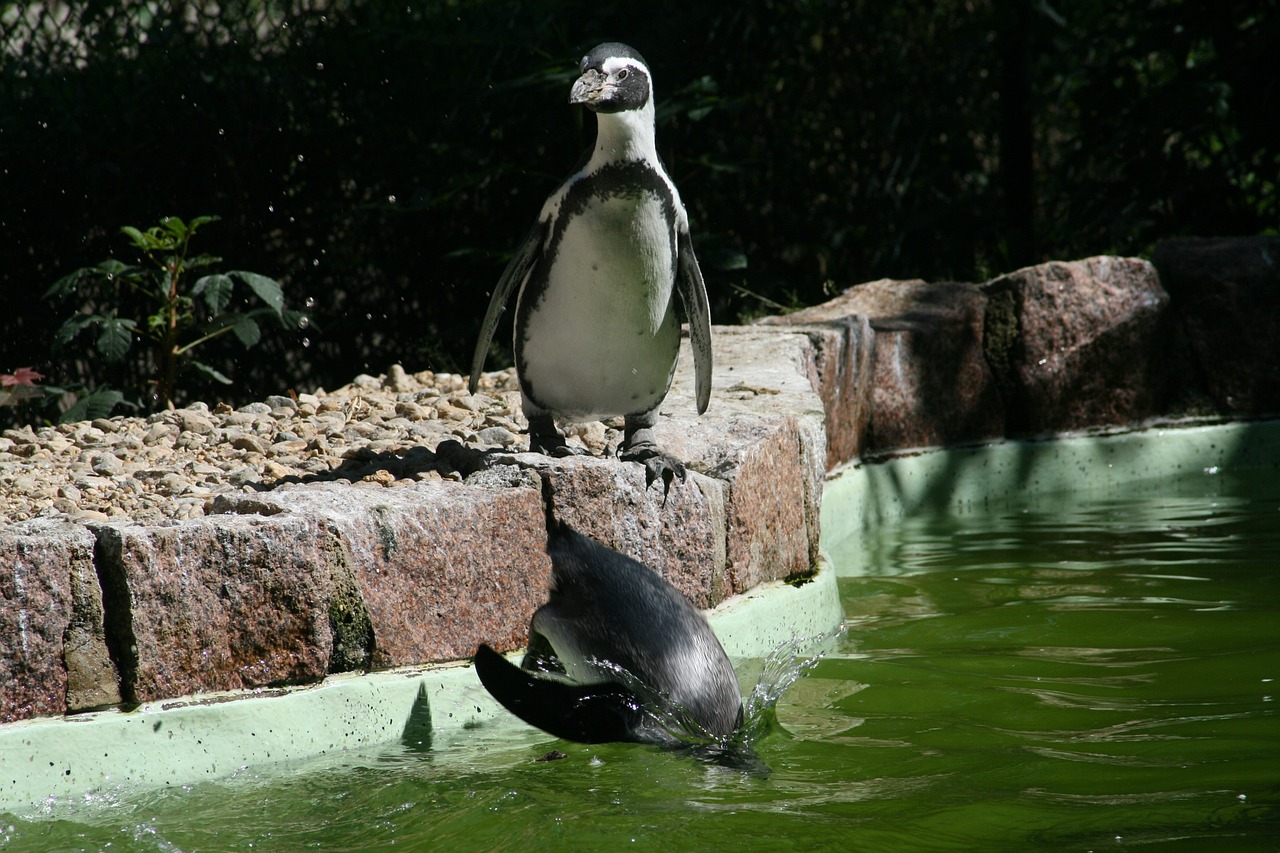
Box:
[569,68,608,107]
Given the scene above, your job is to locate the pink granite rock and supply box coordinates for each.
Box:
[213,480,553,664]
[540,458,726,608]
[984,256,1171,432]
[93,515,335,703]
[1154,236,1280,415]
[0,520,117,722]
[758,313,876,468]
[655,329,827,593]
[772,279,1004,453]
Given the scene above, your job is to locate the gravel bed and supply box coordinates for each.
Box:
[0,366,619,527]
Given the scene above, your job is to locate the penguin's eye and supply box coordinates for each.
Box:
[616,69,629,80]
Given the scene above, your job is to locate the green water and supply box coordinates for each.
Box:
[4,463,1279,851]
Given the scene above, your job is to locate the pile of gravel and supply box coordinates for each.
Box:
[0,366,617,526]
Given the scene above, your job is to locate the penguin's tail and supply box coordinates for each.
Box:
[474,644,643,744]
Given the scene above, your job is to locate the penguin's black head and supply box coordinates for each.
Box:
[569,42,651,114]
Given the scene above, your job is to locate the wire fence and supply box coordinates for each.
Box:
[2,1,337,73]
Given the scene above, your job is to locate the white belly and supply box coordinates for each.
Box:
[518,194,680,420]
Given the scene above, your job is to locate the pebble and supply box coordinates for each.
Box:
[0,366,622,527]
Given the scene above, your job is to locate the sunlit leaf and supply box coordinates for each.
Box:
[120,225,153,249]
[189,360,233,384]
[193,273,234,313]
[232,315,261,347]
[96,316,137,361]
[188,214,221,233]
[54,313,97,344]
[44,267,95,299]
[184,253,224,271]
[281,308,315,331]
[231,270,284,316]
[159,216,188,240]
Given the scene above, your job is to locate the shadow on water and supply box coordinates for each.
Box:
[850,417,1280,538]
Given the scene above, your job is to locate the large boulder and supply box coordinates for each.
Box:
[765,279,1004,453]
[1154,236,1280,415]
[982,257,1172,433]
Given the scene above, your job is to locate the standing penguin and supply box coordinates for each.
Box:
[468,42,712,486]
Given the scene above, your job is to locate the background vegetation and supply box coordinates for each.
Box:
[2,0,1275,421]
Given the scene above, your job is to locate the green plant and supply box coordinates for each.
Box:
[44,215,305,413]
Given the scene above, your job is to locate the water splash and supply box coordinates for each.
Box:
[578,627,841,775]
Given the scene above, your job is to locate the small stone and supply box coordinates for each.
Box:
[2,426,37,444]
[476,426,519,447]
[269,439,308,457]
[395,401,431,420]
[159,473,192,495]
[384,364,413,393]
[175,411,215,435]
[90,417,119,434]
[450,394,487,413]
[265,394,298,411]
[239,402,273,415]
[143,423,177,446]
[230,434,270,455]
[91,453,124,477]
[263,461,293,479]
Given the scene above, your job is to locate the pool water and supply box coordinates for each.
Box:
[4,449,1278,851]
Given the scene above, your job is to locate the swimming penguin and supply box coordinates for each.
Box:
[467,42,713,487]
[473,486,742,746]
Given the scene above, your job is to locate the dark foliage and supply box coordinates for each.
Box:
[2,0,1275,416]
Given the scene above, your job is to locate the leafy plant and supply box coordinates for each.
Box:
[44,215,306,413]
[0,367,45,407]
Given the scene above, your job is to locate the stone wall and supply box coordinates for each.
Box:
[2,245,1276,725]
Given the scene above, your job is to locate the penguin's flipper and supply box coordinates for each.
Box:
[474,644,642,744]
[675,227,713,415]
[469,219,548,395]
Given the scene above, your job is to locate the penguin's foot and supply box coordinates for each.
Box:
[527,414,588,458]
[619,430,687,494]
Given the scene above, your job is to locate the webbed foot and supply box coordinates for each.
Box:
[527,414,588,458]
[620,424,687,495]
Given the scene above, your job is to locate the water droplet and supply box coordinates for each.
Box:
[301,337,311,348]
[315,62,325,71]
[304,297,316,310]
[296,154,305,163]
[387,194,397,204]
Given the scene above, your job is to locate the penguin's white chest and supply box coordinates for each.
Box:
[519,192,680,420]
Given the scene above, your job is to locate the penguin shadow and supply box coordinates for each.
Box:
[474,475,770,775]
[247,438,520,493]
